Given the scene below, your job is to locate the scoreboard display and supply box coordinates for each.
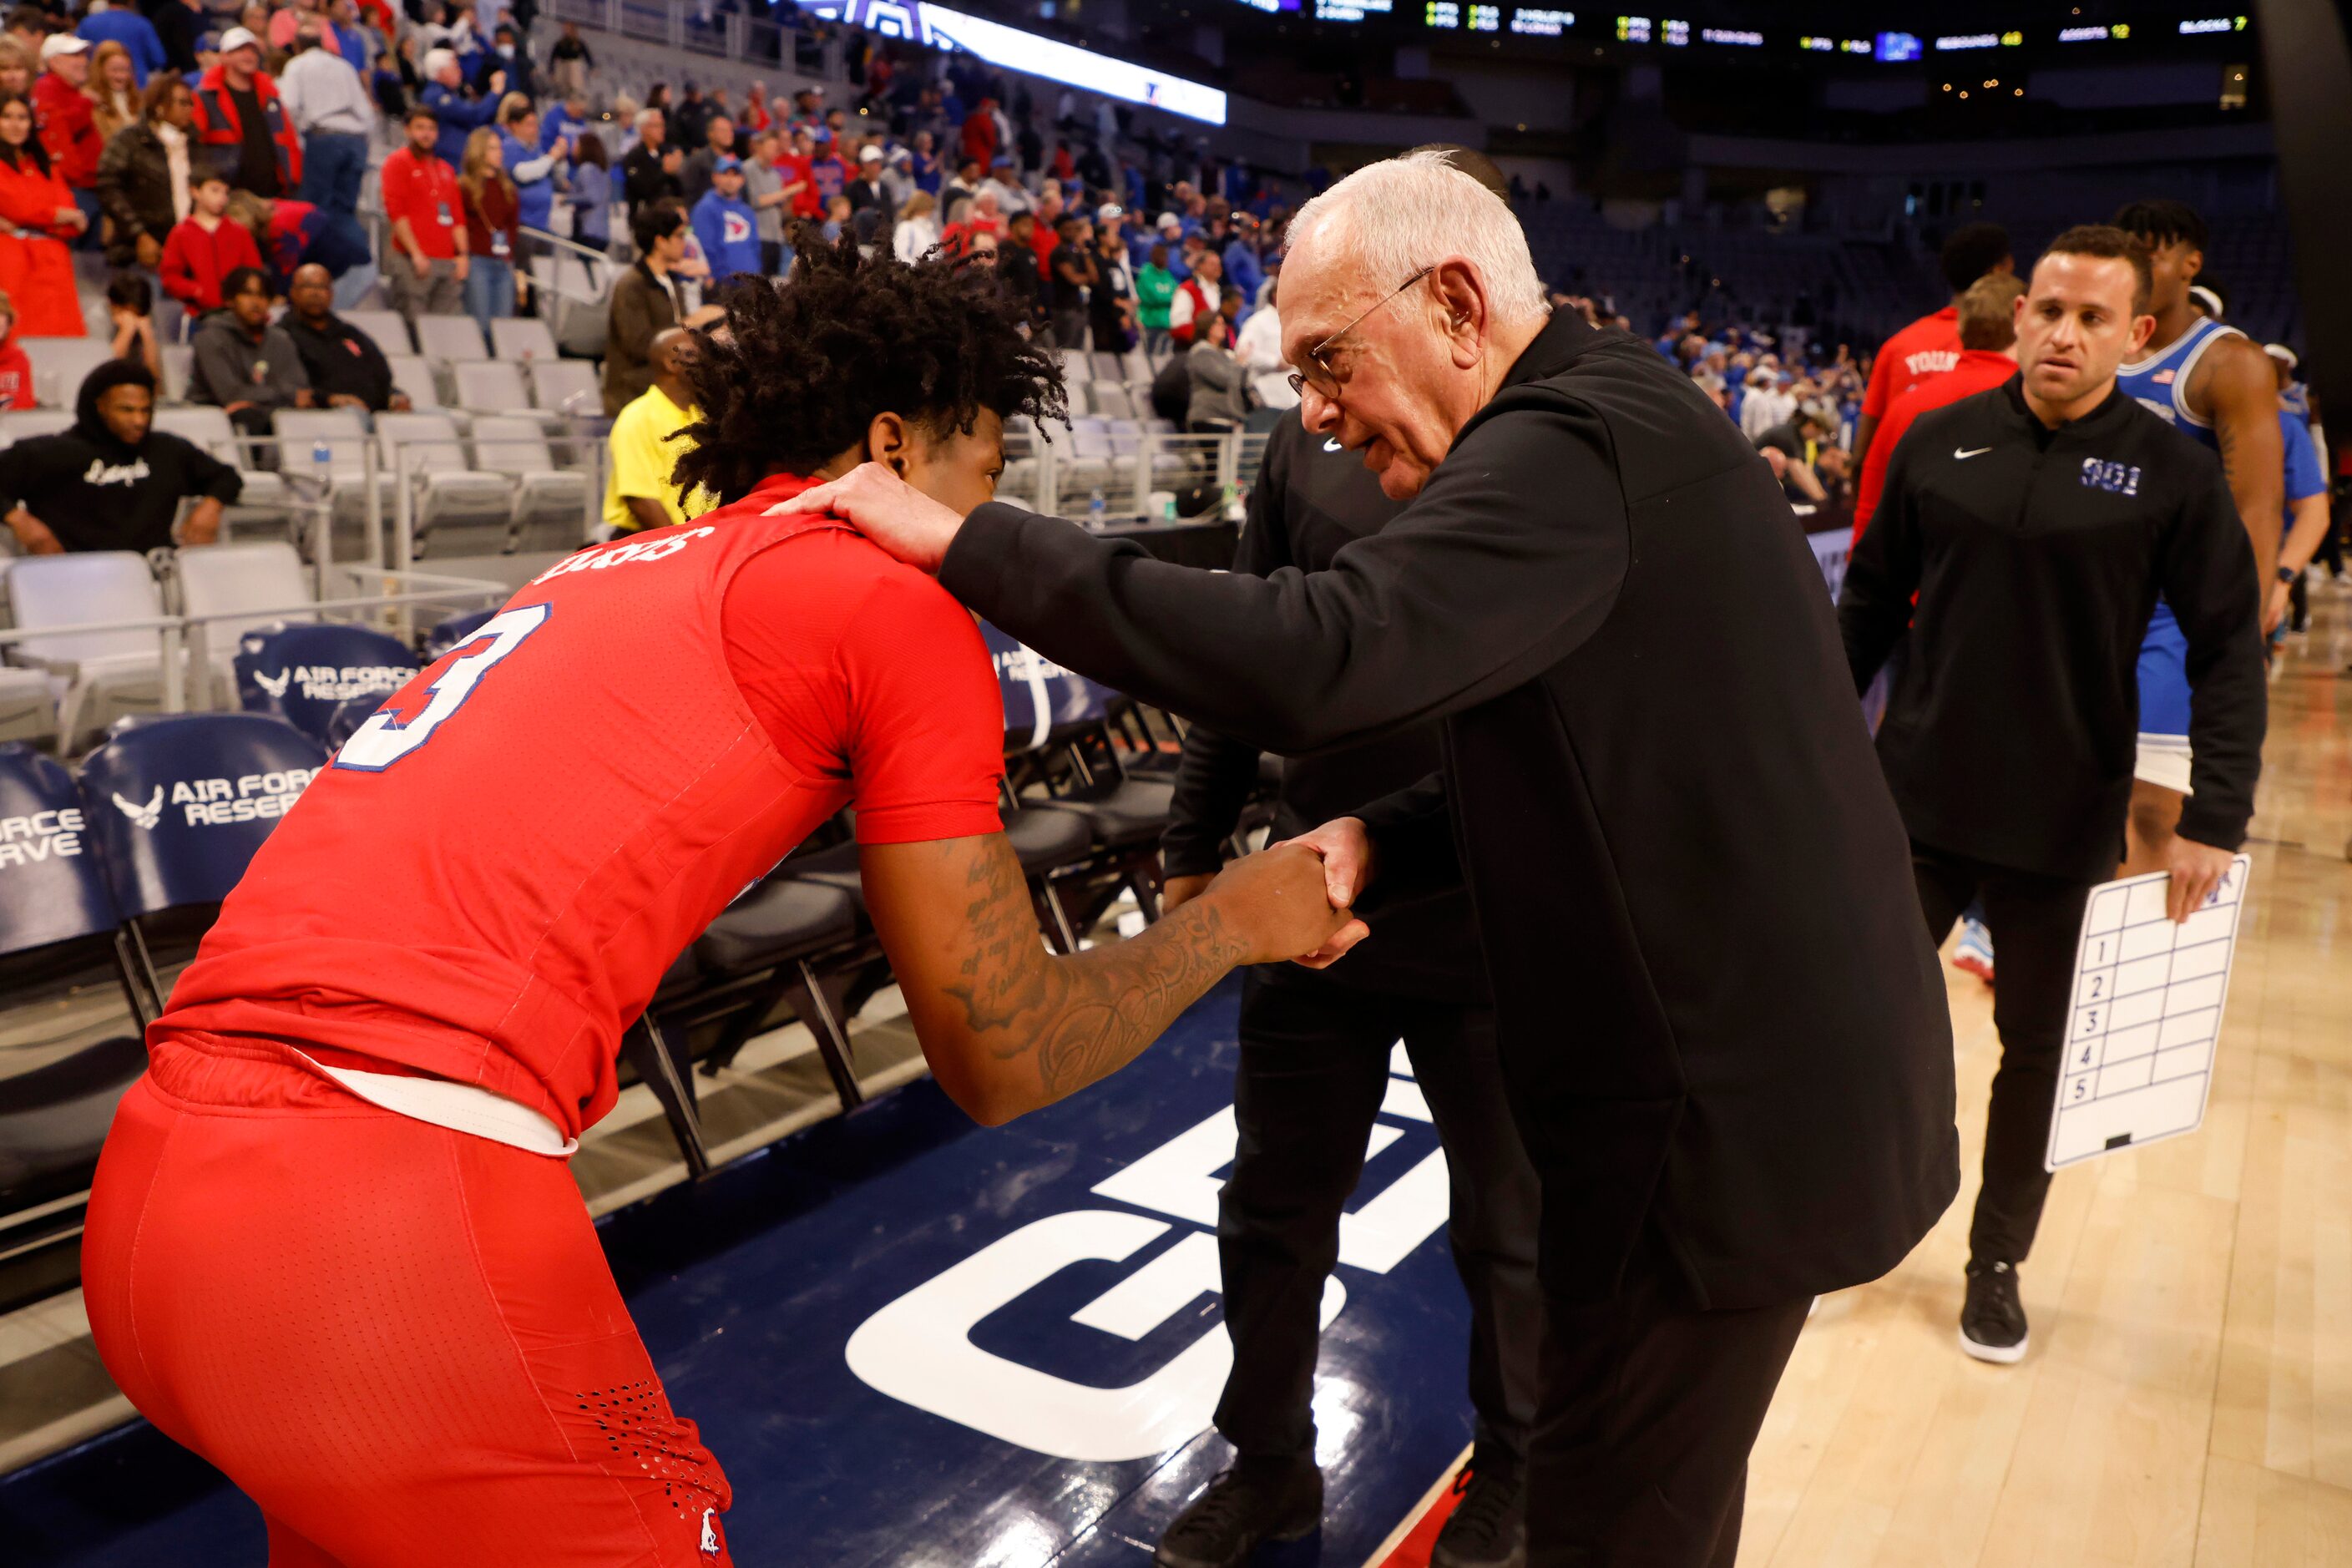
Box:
[1228,3,2254,55]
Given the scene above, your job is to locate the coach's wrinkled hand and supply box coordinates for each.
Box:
[772,461,967,574]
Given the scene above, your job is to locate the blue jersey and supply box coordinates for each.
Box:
[2115,315,2241,455]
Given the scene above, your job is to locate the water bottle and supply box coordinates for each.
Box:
[311,438,332,493]
[1087,488,1106,527]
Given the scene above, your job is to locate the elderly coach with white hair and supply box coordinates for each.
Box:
[785,152,1960,1565]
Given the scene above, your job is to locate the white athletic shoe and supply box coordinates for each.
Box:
[1951,917,1995,986]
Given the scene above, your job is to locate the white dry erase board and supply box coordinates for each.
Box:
[2044,854,2253,1172]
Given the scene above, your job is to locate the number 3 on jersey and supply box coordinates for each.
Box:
[335,604,551,772]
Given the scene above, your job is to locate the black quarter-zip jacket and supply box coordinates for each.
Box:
[1159,412,1484,1002]
[1840,377,2265,883]
[938,311,1959,1310]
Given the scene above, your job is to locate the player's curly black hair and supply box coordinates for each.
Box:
[672,228,1066,506]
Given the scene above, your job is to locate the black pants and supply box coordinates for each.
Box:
[1910,842,2098,1266]
[1525,1234,1810,1567]
[1213,970,1544,1465]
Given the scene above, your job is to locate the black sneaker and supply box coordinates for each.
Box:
[1431,1451,1527,1568]
[1154,1459,1323,1568]
[1960,1259,2029,1363]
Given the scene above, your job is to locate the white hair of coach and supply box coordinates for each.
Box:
[1285,151,1551,328]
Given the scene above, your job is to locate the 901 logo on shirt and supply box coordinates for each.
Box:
[2081,458,2142,496]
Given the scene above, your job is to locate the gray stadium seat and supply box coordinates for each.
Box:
[468,415,592,546]
[342,309,415,356]
[172,540,316,692]
[454,361,565,432]
[4,551,169,745]
[526,357,601,418]
[1057,348,1090,383]
[490,318,559,364]
[375,412,514,554]
[383,354,448,412]
[416,314,490,364]
[159,344,195,404]
[0,408,74,448]
[273,407,392,529]
[149,406,293,527]
[23,337,114,408]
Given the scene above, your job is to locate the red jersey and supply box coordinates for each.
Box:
[1860,306,1965,422]
[1852,348,2016,545]
[380,146,463,260]
[158,473,1006,1140]
[0,340,30,408]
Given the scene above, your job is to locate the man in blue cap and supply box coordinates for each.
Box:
[690,154,761,281]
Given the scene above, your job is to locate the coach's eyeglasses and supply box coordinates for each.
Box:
[1287,266,1436,401]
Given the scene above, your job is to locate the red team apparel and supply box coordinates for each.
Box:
[378,144,463,260]
[83,473,1007,1567]
[1852,348,2018,545]
[1860,305,1966,427]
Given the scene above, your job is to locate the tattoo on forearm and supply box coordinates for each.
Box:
[942,842,1251,1104]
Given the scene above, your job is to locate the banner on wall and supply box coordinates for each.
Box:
[793,0,1229,124]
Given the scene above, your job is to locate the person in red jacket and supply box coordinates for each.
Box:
[1852,271,2026,547]
[189,27,300,198]
[0,288,34,407]
[159,171,266,312]
[31,33,99,242]
[0,93,89,337]
[959,94,998,168]
[1853,221,2011,473]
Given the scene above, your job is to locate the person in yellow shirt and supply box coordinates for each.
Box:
[604,327,716,534]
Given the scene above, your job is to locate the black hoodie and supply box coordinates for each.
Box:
[0,361,241,554]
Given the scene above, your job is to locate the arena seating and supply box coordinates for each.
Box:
[6,552,172,749]
[232,622,422,747]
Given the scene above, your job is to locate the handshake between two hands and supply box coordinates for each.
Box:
[1168,817,1374,971]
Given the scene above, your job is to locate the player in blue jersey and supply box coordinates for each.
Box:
[2110,200,2282,878]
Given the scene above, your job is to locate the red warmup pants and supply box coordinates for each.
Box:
[81,1031,734,1567]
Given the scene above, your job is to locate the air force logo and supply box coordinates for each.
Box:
[113,787,164,831]
[252,666,293,700]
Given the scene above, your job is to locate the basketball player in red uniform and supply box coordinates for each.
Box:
[80,238,1362,1567]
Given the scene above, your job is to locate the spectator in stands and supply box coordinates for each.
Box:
[603,198,719,416]
[603,325,711,535]
[620,105,680,209]
[190,28,297,200]
[283,261,407,414]
[96,69,188,279]
[160,169,262,311]
[280,23,371,227]
[846,142,893,224]
[148,0,200,77]
[690,154,757,282]
[493,93,557,253]
[33,33,100,243]
[1222,210,1263,306]
[741,129,790,275]
[670,80,710,153]
[806,129,851,213]
[818,190,850,245]
[457,124,518,339]
[677,111,732,210]
[959,93,998,169]
[104,271,161,378]
[0,286,28,406]
[76,0,164,88]
[1136,241,1173,354]
[190,264,311,437]
[380,102,466,323]
[547,20,589,99]
[229,188,370,301]
[1753,402,1837,508]
[994,209,1046,332]
[419,45,499,170]
[488,23,534,104]
[1166,247,1220,346]
[941,154,981,215]
[1233,270,1290,409]
[3,357,239,553]
[1047,214,1092,349]
[566,129,609,272]
[1184,310,1247,431]
[891,189,938,266]
[86,40,138,144]
[539,88,588,158]
[1089,217,1135,354]
[1738,364,1795,440]
[0,92,86,337]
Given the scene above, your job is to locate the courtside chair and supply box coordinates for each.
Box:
[0,746,154,1225]
[489,318,559,365]
[374,412,517,555]
[468,415,593,547]
[415,313,491,365]
[382,355,453,417]
[231,622,420,748]
[77,712,328,1011]
[524,358,602,420]
[423,607,498,660]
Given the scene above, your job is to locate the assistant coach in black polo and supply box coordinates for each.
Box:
[779,151,1960,1566]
